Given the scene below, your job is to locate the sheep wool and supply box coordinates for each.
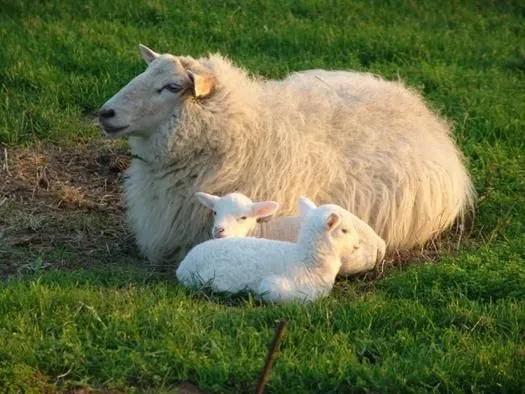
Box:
[99,44,475,264]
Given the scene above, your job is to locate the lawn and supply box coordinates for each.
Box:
[1,0,524,392]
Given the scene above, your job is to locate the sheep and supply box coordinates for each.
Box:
[195,191,385,275]
[194,191,282,239]
[98,44,475,265]
[176,197,359,303]
[194,191,298,242]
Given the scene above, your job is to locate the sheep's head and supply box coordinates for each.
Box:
[99,44,215,138]
[195,192,279,239]
[298,197,360,258]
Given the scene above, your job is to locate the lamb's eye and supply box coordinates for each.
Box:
[342,228,348,234]
[240,216,247,220]
[213,211,217,216]
[161,83,182,93]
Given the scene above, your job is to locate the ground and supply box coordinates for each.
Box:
[1,141,131,275]
[1,1,524,393]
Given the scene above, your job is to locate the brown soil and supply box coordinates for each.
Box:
[65,381,206,393]
[0,140,141,277]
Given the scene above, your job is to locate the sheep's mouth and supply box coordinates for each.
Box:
[102,125,129,133]
[100,124,130,137]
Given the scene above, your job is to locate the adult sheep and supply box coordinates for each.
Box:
[98,44,475,265]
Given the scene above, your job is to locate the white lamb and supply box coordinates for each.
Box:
[195,191,386,275]
[99,44,475,265]
[176,197,358,303]
[194,191,299,242]
[194,191,281,239]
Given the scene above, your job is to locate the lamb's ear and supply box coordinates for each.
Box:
[187,70,215,99]
[251,201,279,219]
[325,212,340,232]
[298,196,317,217]
[139,44,159,65]
[195,192,220,210]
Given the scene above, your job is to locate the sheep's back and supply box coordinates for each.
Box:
[250,69,473,249]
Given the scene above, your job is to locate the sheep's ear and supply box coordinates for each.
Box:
[325,212,340,231]
[139,44,159,65]
[195,192,219,210]
[187,70,215,99]
[298,196,316,217]
[251,201,279,219]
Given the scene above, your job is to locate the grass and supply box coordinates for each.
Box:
[0,0,524,392]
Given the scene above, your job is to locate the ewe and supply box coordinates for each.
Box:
[195,191,385,275]
[176,197,358,303]
[99,44,475,264]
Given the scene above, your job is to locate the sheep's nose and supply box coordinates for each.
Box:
[99,108,115,119]
[214,227,225,238]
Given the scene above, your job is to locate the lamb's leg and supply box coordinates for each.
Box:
[258,275,300,303]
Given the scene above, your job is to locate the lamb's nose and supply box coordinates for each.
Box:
[214,227,225,237]
[99,108,115,119]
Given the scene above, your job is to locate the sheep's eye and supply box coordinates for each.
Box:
[160,83,182,93]
[213,211,217,216]
[240,216,247,220]
[342,229,348,234]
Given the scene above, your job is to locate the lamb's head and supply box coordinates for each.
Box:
[98,44,215,138]
[195,192,279,239]
[298,197,359,259]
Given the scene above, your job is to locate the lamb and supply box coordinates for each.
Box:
[176,197,359,303]
[195,191,386,275]
[194,191,282,239]
[98,44,475,265]
[194,191,298,242]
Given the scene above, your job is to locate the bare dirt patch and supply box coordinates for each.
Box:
[1,139,127,211]
[0,139,142,277]
[65,381,207,394]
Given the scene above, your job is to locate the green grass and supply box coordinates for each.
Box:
[1,0,524,392]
